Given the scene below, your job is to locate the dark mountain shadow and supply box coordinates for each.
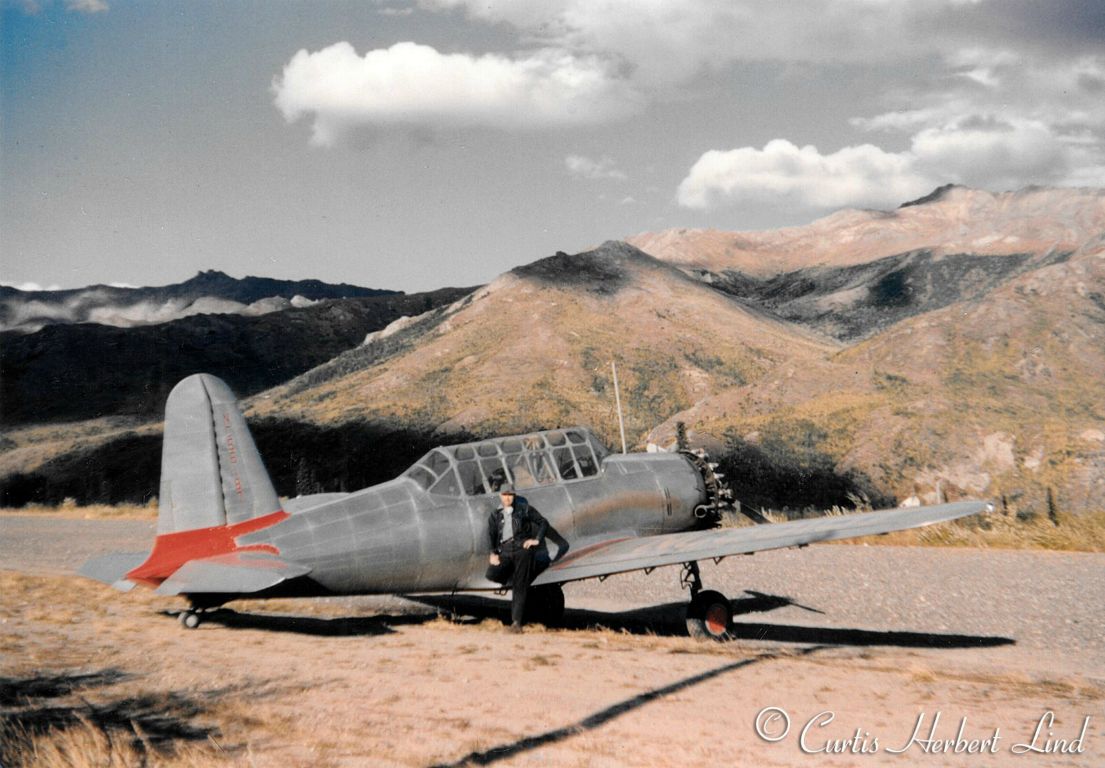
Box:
[0,419,479,507]
[0,286,474,426]
[716,421,893,512]
[703,247,1071,341]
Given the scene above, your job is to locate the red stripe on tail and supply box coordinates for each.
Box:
[126,510,289,587]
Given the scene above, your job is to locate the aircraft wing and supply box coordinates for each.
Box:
[154,551,312,595]
[532,501,990,586]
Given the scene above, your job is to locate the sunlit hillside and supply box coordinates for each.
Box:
[250,242,837,447]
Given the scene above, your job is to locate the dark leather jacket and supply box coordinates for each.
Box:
[488,496,548,554]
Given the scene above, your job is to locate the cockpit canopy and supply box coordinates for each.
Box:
[404,427,610,496]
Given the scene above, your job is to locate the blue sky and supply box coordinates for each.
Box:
[3,0,1104,292]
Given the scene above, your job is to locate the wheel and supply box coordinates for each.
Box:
[524,585,565,627]
[179,610,201,629]
[686,590,731,641]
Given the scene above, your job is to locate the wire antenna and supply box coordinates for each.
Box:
[611,361,627,454]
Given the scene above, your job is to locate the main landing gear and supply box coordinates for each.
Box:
[681,561,732,641]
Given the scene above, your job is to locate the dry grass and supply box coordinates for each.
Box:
[0,499,158,520]
[0,717,233,768]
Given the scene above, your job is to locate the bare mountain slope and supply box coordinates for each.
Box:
[629,185,1105,277]
[649,234,1105,512]
[251,242,838,445]
[5,188,1103,514]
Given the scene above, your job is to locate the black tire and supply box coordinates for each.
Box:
[525,584,565,627]
[686,590,731,641]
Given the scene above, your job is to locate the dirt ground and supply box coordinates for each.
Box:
[2,516,1103,767]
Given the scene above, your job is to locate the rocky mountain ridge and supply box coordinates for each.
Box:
[2,185,1102,515]
[0,287,474,426]
[0,270,396,333]
[251,241,837,442]
[628,185,1105,278]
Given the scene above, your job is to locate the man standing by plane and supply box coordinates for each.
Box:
[487,483,548,632]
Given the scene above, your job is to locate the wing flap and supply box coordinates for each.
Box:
[533,501,991,586]
[154,551,312,595]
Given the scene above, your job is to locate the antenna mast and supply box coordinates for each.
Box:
[611,361,627,454]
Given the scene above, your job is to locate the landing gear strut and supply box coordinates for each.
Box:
[681,561,731,641]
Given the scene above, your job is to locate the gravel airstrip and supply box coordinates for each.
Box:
[2,513,1103,767]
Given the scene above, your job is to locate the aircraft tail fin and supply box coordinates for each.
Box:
[80,374,290,590]
[157,373,281,535]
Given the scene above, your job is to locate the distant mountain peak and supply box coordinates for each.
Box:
[510,241,659,294]
[899,183,963,209]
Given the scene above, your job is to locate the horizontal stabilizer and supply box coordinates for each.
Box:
[154,552,312,596]
[534,501,992,586]
[79,552,148,592]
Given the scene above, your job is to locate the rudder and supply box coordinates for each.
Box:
[158,374,281,534]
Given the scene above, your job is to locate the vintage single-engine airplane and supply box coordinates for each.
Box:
[82,374,990,638]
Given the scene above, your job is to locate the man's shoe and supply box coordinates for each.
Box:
[508,622,523,634]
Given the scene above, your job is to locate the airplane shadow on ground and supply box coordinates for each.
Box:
[159,609,436,637]
[429,645,827,768]
[413,590,1015,650]
[170,589,1014,650]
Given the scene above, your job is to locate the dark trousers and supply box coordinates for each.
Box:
[485,541,536,625]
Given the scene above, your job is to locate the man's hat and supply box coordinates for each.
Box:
[499,483,515,494]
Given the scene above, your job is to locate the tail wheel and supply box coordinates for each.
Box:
[524,584,565,627]
[179,610,201,629]
[686,589,731,641]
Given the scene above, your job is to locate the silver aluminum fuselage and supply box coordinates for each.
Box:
[237,452,706,595]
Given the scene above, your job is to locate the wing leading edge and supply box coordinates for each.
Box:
[532,501,991,586]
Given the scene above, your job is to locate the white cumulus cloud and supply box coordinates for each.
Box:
[420,1,1105,198]
[677,140,934,210]
[679,114,1105,211]
[272,41,643,145]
